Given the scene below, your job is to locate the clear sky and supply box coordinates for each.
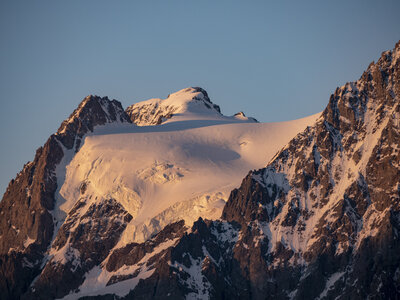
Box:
[0,0,399,197]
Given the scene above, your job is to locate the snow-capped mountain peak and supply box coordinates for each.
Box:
[126,87,223,126]
[165,86,221,113]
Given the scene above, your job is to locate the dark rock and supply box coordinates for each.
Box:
[106,220,186,272]
[56,95,131,151]
[26,199,132,299]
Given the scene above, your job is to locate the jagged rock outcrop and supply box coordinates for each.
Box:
[57,95,131,151]
[124,218,243,300]
[26,199,133,299]
[0,96,130,300]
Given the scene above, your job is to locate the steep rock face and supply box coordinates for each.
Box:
[221,41,400,298]
[106,220,186,274]
[125,219,243,300]
[51,220,189,299]
[26,199,133,299]
[57,95,131,151]
[0,96,130,300]
[0,136,63,299]
[125,87,221,125]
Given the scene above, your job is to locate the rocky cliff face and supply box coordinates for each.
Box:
[0,96,130,300]
[57,95,131,151]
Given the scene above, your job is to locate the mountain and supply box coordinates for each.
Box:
[0,87,319,299]
[1,40,399,299]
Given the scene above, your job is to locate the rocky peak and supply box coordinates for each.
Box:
[190,87,217,109]
[234,111,246,117]
[0,95,132,255]
[219,40,400,298]
[323,41,399,133]
[56,95,131,151]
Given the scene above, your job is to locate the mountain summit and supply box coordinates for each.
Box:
[126,87,222,126]
[125,87,257,126]
[57,95,131,151]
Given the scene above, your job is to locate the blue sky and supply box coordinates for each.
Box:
[0,1,399,196]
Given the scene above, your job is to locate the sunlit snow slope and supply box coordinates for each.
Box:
[58,88,320,244]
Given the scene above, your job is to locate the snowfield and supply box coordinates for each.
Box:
[57,88,321,245]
